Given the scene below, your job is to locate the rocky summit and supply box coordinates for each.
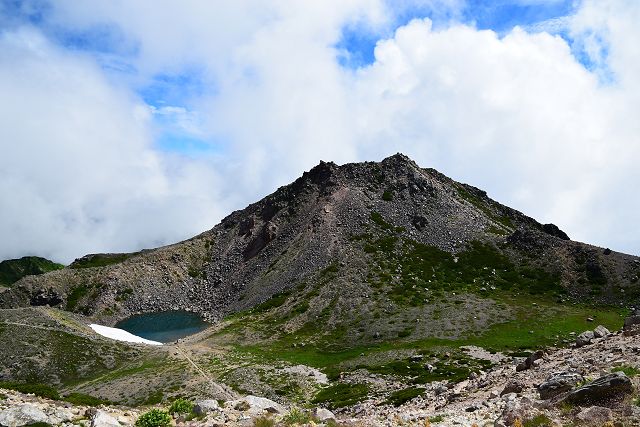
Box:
[1,154,640,426]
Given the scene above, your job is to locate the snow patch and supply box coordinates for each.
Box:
[89,324,162,345]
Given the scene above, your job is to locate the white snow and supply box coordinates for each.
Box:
[89,324,163,346]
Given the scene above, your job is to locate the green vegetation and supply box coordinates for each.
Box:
[370,211,394,230]
[65,285,88,310]
[365,353,491,386]
[135,409,172,427]
[612,365,640,377]
[168,398,194,414]
[0,382,60,400]
[312,383,370,409]
[23,423,53,427]
[382,190,393,201]
[429,415,445,423]
[366,234,564,307]
[253,416,276,427]
[70,253,138,269]
[64,392,108,406]
[523,414,553,427]
[0,256,64,286]
[385,387,425,406]
[282,407,313,425]
[456,185,514,229]
[252,290,292,313]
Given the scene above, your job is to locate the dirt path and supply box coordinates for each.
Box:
[174,344,235,399]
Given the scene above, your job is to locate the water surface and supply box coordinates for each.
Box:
[114,310,208,343]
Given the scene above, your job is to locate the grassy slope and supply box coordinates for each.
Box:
[0,256,64,286]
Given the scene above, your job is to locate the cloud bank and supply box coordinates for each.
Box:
[0,0,638,263]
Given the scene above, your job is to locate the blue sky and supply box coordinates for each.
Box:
[1,0,638,261]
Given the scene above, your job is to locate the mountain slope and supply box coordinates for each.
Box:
[1,153,639,409]
[0,256,64,287]
[1,154,637,324]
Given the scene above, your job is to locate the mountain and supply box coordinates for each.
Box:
[1,154,637,321]
[1,153,639,413]
[0,256,64,287]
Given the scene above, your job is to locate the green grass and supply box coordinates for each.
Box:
[0,382,60,400]
[70,253,138,269]
[64,392,109,406]
[429,415,445,423]
[382,190,393,201]
[253,416,276,427]
[456,186,514,229]
[282,408,313,425]
[65,285,88,310]
[385,387,425,406]
[612,365,640,377]
[0,256,64,286]
[524,414,553,427]
[312,383,370,409]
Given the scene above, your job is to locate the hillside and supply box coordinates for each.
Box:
[1,154,639,422]
[0,256,64,287]
[1,154,637,323]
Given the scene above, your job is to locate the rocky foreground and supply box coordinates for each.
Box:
[3,317,640,427]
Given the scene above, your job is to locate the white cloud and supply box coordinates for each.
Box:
[0,0,639,261]
[0,28,227,263]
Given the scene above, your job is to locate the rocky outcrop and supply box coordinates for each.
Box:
[563,372,634,405]
[575,330,595,347]
[0,404,50,427]
[538,371,584,400]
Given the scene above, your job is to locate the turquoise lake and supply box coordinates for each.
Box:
[114,310,209,343]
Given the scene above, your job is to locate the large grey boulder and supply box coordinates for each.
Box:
[593,325,610,338]
[228,395,284,415]
[0,404,49,427]
[564,372,633,405]
[91,410,121,427]
[193,399,220,415]
[313,407,336,421]
[494,397,539,427]
[538,371,584,400]
[575,330,595,347]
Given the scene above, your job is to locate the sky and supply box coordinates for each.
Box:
[0,0,638,263]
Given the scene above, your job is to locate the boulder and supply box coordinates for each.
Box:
[515,350,544,372]
[500,380,524,396]
[574,406,613,426]
[91,410,121,427]
[563,372,633,405]
[230,395,284,414]
[538,371,584,400]
[494,398,539,427]
[193,400,220,415]
[313,407,336,421]
[575,330,595,347]
[0,404,50,427]
[593,325,610,338]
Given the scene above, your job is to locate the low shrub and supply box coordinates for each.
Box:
[253,416,275,427]
[168,398,194,414]
[282,407,313,425]
[135,409,172,427]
